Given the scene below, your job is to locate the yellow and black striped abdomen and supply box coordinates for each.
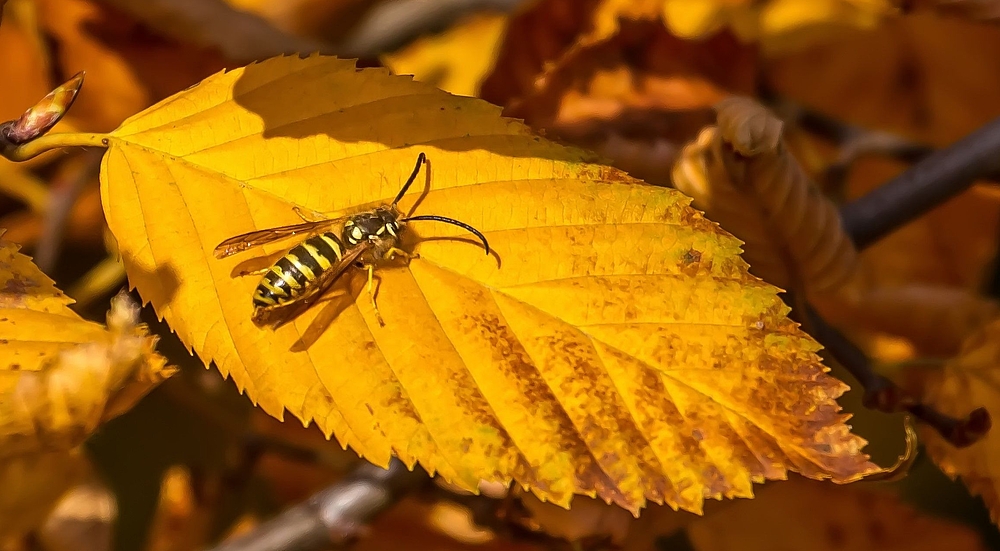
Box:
[252,232,344,308]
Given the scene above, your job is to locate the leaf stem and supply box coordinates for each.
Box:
[204,458,427,551]
[803,303,991,448]
[1,132,109,162]
[840,115,1000,249]
[35,150,103,273]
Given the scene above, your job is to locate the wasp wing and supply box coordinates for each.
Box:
[214,218,347,259]
[252,241,372,327]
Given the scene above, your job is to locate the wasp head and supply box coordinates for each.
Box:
[342,206,402,249]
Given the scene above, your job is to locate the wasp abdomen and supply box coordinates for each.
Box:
[252,232,344,308]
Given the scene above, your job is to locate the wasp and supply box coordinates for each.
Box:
[214,152,489,327]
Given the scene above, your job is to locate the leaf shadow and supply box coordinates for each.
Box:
[229,250,285,279]
[125,260,182,311]
[289,270,365,352]
[229,57,597,163]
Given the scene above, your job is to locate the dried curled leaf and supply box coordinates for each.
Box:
[686,476,989,551]
[480,0,757,187]
[101,54,876,516]
[915,317,1000,523]
[0,237,172,537]
[515,492,691,547]
[817,285,1000,358]
[672,96,858,295]
[765,12,1000,147]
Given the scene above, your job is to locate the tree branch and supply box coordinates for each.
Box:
[840,115,1000,249]
[336,0,526,57]
[205,458,427,551]
[803,304,991,448]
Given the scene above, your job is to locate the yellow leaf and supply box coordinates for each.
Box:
[758,0,895,52]
[0,451,89,540]
[686,476,989,551]
[99,54,876,515]
[381,11,510,98]
[671,97,859,296]
[592,0,898,49]
[662,0,757,40]
[35,0,231,132]
[0,237,173,537]
[917,317,1000,523]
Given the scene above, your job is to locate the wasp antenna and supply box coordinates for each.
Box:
[403,215,490,255]
[392,152,427,207]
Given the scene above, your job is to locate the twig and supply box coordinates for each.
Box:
[336,0,526,57]
[94,0,330,63]
[34,150,103,273]
[786,103,935,165]
[803,304,991,448]
[204,458,427,551]
[840,115,1000,249]
[66,254,126,310]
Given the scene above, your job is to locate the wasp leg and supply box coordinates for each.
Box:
[236,267,271,277]
[384,247,419,263]
[313,288,349,305]
[293,205,326,223]
[366,264,386,327]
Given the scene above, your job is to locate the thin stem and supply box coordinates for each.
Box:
[2,132,108,162]
[204,458,427,551]
[35,150,103,273]
[840,115,1000,249]
[804,304,991,448]
[67,255,126,310]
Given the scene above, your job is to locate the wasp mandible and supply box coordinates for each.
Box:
[214,153,490,327]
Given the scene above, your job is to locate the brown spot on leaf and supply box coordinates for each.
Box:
[679,248,706,277]
[3,273,38,297]
[464,308,636,506]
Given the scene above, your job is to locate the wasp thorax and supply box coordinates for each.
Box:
[342,207,401,247]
